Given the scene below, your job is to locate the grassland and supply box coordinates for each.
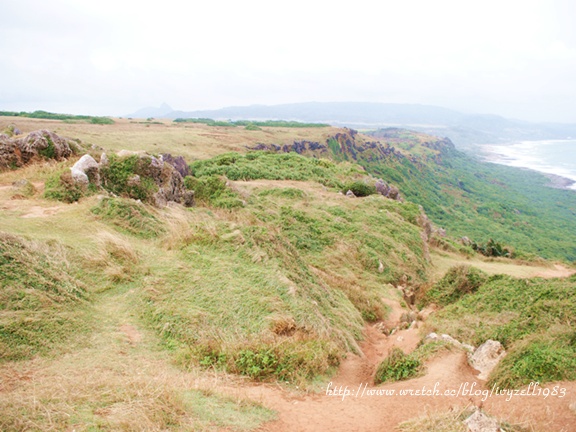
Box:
[1,117,575,430]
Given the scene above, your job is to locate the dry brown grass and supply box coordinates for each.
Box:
[0,116,340,162]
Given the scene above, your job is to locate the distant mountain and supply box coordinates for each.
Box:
[127,103,173,119]
[131,102,576,148]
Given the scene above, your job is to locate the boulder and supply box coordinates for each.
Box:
[71,154,100,185]
[469,340,506,380]
[374,179,390,196]
[387,185,400,200]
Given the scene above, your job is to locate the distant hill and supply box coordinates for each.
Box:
[130,101,576,149]
[127,103,173,119]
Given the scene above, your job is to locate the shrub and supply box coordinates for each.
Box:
[375,348,422,383]
[183,175,243,208]
[342,181,377,197]
[419,265,487,307]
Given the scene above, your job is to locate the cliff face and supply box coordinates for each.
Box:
[248,128,411,164]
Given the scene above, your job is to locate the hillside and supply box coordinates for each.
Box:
[1,117,575,431]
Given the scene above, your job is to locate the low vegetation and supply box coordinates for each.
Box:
[0,110,114,124]
[174,118,330,128]
[423,269,576,387]
[2,117,575,430]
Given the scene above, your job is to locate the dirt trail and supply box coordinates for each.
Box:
[222,299,576,432]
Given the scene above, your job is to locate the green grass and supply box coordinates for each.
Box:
[0,232,90,361]
[418,265,488,307]
[0,110,114,124]
[374,347,422,383]
[426,273,576,387]
[190,151,362,187]
[91,197,165,238]
[174,118,330,128]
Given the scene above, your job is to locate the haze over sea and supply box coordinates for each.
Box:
[483,140,576,190]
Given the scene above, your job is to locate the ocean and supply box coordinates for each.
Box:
[481,139,576,190]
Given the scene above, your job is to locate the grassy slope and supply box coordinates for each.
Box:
[360,130,576,261]
[1,118,575,429]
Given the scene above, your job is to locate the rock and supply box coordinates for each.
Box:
[463,409,501,432]
[378,261,384,273]
[70,168,89,184]
[387,185,400,200]
[161,153,191,178]
[346,190,356,198]
[469,340,506,380]
[374,179,390,196]
[182,190,195,207]
[100,152,109,166]
[1,130,79,171]
[71,154,100,185]
[436,227,447,237]
[425,332,475,353]
[461,236,472,246]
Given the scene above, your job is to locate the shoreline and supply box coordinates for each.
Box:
[478,143,576,191]
[542,173,576,190]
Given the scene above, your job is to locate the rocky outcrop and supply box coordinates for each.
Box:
[469,340,506,380]
[71,151,195,208]
[0,130,80,170]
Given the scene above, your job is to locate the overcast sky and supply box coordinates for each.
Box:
[1,0,576,122]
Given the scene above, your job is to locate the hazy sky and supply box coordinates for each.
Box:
[1,0,576,122]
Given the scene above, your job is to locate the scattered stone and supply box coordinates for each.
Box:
[461,236,472,246]
[463,409,501,432]
[469,340,506,380]
[99,152,109,166]
[346,190,356,198]
[378,261,384,273]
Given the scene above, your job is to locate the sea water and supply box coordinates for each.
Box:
[482,140,576,190]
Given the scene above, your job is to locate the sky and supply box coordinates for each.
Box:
[1,0,576,123]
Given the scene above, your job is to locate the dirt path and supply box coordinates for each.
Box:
[221,299,576,432]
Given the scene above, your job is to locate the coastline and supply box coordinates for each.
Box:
[542,173,576,190]
[479,142,576,191]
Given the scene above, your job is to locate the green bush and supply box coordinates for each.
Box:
[375,348,422,383]
[183,175,243,208]
[420,265,488,306]
[100,155,158,202]
[342,180,377,197]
